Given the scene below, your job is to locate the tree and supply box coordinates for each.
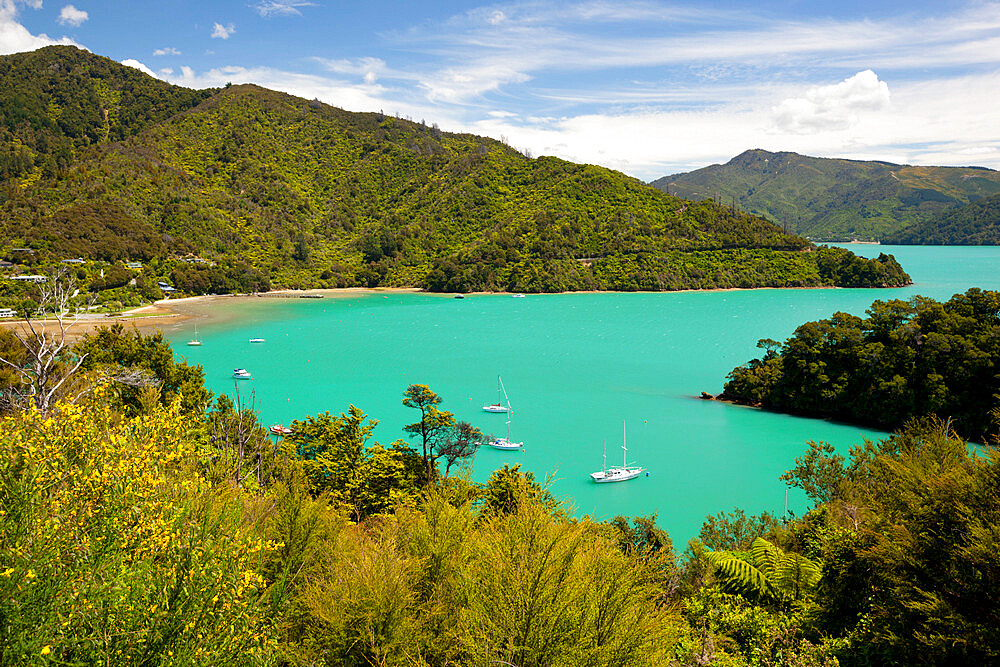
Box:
[285,406,422,520]
[402,384,483,479]
[0,269,90,413]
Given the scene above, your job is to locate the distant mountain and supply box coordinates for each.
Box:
[651,149,1000,241]
[886,194,1000,245]
[0,48,910,293]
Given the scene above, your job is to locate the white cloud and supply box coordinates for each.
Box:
[252,1,316,17]
[57,4,87,27]
[153,46,180,56]
[314,56,387,83]
[121,58,156,78]
[211,22,235,39]
[0,0,81,54]
[772,70,891,134]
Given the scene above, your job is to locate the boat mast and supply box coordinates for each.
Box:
[622,420,627,468]
[602,439,607,474]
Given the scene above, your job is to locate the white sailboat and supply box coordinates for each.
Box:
[488,413,522,450]
[482,376,510,413]
[590,421,645,483]
[186,324,202,346]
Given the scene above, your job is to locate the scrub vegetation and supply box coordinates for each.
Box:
[1,299,997,665]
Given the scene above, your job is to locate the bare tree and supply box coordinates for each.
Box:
[0,269,92,413]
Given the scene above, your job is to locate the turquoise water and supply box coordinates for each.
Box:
[168,245,1000,545]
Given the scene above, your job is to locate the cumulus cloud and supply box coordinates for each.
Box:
[153,46,180,56]
[121,58,156,78]
[0,0,81,54]
[772,70,890,134]
[252,1,317,17]
[211,22,235,39]
[57,4,87,27]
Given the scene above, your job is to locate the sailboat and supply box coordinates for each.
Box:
[482,376,510,413]
[590,421,646,483]
[186,324,202,346]
[487,410,523,450]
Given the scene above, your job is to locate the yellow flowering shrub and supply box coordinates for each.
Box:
[0,386,280,665]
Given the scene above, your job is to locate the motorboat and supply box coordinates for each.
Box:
[233,368,252,379]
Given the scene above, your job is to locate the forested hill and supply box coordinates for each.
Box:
[0,48,909,293]
[885,193,1000,244]
[651,149,1000,242]
[721,288,1000,440]
[0,46,215,180]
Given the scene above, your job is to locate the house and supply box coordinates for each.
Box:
[61,258,85,264]
[9,275,47,283]
[157,281,177,293]
[0,261,15,270]
[125,262,143,269]
[0,308,17,318]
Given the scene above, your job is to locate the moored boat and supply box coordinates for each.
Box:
[591,421,646,483]
[233,368,252,379]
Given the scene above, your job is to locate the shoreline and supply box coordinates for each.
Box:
[142,281,914,324]
[0,280,913,341]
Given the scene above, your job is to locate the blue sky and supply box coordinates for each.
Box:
[2,0,998,179]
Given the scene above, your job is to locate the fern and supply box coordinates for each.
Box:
[706,537,822,601]
[704,551,772,598]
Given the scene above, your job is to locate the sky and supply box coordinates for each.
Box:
[1,0,998,180]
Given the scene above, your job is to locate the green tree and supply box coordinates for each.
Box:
[402,384,482,479]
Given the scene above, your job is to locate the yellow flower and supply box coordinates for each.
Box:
[1,568,13,577]
[41,645,51,655]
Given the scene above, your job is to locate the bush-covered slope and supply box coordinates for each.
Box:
[0,49,910,292]
[886,193,1000,244]
[0,46,214,181]
[721,288,1000,440]
[652,149,1000,241]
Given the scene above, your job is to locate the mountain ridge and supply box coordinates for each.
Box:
[651,148,1000,241]
[0,48,909,293]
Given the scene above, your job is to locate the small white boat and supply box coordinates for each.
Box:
[486,379,522,450]
[233,368,252,379]
[186,325,202,346]
[487,414,522,450]
[249,337,265,343]
[590,422,646,483]
[269,423,293,435]
[482,376,510,413]
[512,293,526,298]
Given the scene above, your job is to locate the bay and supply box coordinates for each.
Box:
[167,245,1000,545]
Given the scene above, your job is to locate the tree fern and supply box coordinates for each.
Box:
[706,537,821,601]
[703,550,772,598]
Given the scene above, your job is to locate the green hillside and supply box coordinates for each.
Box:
[886,193,1000,244]
[651,149,1000,241]
[0,46,214,181]
[0,48,910,293]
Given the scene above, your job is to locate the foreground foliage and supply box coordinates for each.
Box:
[3,328,997,666]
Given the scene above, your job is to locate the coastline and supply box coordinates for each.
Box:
[0,279,912,342]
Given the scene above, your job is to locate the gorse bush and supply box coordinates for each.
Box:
[0,386,280,665]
